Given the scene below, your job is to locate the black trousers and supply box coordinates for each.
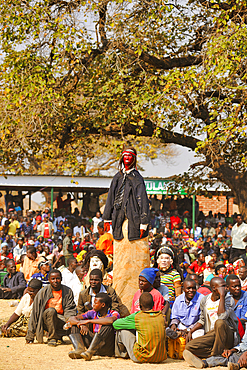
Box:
[71,324,115,356]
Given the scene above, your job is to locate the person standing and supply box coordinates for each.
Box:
[40,216,54,240]
[63,228,74,267]
[102,147,150,312]
[92,212,102,234]
[230,215,247,262]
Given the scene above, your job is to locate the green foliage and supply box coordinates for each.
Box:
[0,0,246,194]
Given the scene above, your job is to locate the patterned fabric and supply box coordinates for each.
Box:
[0,315,29,337]
[82,308,120,333]
[134,310,166,363]
[160,269,181,301]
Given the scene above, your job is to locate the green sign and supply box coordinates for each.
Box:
[144,180,186,195]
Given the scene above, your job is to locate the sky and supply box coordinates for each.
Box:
[139,146,197,178]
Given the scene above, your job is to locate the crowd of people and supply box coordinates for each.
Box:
[1,200,247,368]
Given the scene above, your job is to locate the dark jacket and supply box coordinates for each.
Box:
[103,169,150,241]
[3,271,26,299]
[26,284,76,343]
[78,284,120,315]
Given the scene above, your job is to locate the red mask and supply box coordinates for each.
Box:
[123,153,135,170]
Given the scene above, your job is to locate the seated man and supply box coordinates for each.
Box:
[226,274,247,328]
[183,277,239,366]
[96,221,113,264]
[61,257,78,287]
[167,278,204,340]
[131,268,165,314]
[13,237,26,264]
[183,320,247,369]
[31,259,50,287]
[67,292,119,360]
[238,266,247,291]
[113,292,166,363]
[66,265,88,306]
[22,246,45,281]
[0,259,26,299]
[25,269,77,346]
[96,221,113,254]
[78,269,120,314]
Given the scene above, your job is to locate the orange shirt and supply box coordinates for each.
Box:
[45,290,63,314]
[96,233,113,255]
[22,255,45,281]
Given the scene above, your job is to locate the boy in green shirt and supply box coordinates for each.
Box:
[113,292,166,363]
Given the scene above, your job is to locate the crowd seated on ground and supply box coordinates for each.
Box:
[1,196,247,366]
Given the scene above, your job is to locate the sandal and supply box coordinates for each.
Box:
[48,339,57,346]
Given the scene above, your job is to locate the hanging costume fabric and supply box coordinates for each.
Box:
[103,169,150,312]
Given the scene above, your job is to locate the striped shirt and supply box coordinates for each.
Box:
[113,310,166,363]
[160,269,181,301]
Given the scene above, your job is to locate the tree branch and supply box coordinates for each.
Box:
[190,160,210,169]
[203,91,242,104]
[118,43,203,70]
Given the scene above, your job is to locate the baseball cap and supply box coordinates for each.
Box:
[38,260,49,269]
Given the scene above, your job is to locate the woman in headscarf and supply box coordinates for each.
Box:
[1,278,42,337]
[154,246,182,307]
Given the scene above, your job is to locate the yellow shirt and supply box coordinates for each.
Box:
[12,220,20,229]
[8,222,17,236]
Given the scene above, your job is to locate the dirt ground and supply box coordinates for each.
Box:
[0,300,225,370]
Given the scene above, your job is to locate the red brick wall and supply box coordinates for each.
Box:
[197,195,233,216]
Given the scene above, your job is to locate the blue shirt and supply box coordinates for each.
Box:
[235,323,247,352]
[170,291,203,328]
[228,290,247,321]
[31,272,49,287]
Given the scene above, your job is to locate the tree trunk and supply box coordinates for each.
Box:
[234,184,247,221]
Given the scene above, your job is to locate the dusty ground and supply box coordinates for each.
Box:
[0,300,225,370]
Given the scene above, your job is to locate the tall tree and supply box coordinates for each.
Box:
[0,0,246,215]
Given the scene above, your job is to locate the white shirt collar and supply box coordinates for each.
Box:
[123,167,135,174]
[89,284,107,296]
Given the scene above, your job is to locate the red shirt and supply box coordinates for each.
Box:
[170,216,181,229]
[189,260,206,275]
[43,223,50,238]
[131,288,165,314]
